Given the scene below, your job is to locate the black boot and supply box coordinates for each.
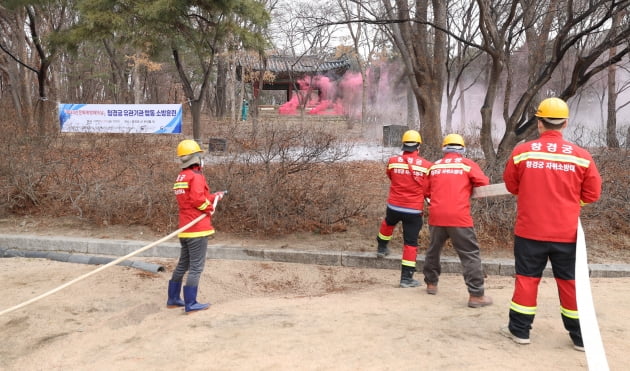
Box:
[376,237,390,258]
[400,266,420,288]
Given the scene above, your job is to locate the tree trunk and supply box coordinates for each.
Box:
[229,55,237,123]
[606,13,621,149]
[480,57,503,169]
[458,77,466,132]
[0,55,25,125]
[418,83,443,150]
[26,7,52,126]
[172,48,212,141]
[360,67,367,129]
[406,87,415,128]
[133,58,143,104]
[189,100,203,142]
[606,53,619,148]
[381,0,447,152]
[445,94,453,133]
[215,54,227,118]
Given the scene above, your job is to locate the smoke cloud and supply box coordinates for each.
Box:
[274,62,630,147]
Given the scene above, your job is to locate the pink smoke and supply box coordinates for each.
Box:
[276,65,401,120]
[278,74,361,116]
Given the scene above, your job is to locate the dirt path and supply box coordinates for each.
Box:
[1,257,627,370]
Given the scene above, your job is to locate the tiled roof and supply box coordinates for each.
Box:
[238,55,350,73]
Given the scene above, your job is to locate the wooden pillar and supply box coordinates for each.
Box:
[253,80,260,98]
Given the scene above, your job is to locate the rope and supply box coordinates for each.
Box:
[0,214,206,317]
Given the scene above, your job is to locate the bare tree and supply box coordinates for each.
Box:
[0,2,76,132]
[356,0,630,165]
[444,0,483,133]
[267,0,341,119]
[0,6,30,126]
[335,0,390,128]
[475,0,630,174]
[380,0,448,151]
[605,8,628,148]
[66,0,270,141]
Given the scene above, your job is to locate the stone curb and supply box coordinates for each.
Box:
[0,247,165,273]
[1,234,629,278]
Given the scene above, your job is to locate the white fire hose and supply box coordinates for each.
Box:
[576,218,609,370]
[0,192,225,318]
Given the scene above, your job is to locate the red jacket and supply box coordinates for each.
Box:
[426,152,489,227]
[173,166,218,238]
[386,151,432,211]
[503,130,601,242]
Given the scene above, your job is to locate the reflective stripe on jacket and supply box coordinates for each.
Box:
[173,166,217,238]
[426,153,489,227]
[503,131,602,242]
[386,151,432,211]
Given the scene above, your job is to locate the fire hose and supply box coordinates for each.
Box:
[0,192,226,318]
[576,218,609,370]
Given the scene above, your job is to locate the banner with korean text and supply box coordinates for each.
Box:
[58,104,182,134]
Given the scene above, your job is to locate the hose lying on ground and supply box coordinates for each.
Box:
[0,213,207,317]
[0,248,164,273]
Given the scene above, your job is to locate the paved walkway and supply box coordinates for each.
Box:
[1,234,629,277]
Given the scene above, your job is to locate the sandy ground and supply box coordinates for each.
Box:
[1,256,628,371]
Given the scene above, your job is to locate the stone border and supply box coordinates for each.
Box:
[1,234,628,278]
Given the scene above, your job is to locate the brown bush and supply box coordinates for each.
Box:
[198,120,384,235]
[0,113,627,254]
[584,148,630,251]
[0,126,181,234]
[0,118,383,237]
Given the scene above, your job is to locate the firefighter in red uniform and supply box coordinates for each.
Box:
[501,98,602,350]
[166,139,224,314]
[422,134,493,307]
[376,130,433,288]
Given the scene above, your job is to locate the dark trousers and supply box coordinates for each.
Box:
[378,207,423,247]
[171,236,208,287]
[377,207,423,268]
[422,226,485,296]
[508,235,582,345]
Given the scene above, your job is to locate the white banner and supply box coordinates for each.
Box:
[59,104,182,134]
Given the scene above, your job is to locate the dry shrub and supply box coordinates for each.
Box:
[471,197,516,251]
[0,111,627,254]
[584,148,630,250]
[203,120,384,235]
[212,161,384,235]
[0,117,384,237]
[0,121,181,234]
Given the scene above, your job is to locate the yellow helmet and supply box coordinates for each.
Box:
[401,130,422,144]
[177,139,203,157]
[442,133,465,147]
[535,97,569,119]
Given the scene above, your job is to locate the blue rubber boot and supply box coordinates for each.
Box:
[183,286,210,313]
[166,280,185,308]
